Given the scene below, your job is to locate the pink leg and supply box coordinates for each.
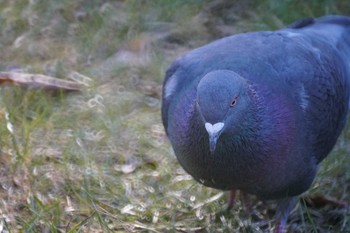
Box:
[274,221,286,233]
[241,191,252,212]
[227,190,236,210]
[274,197,298,233]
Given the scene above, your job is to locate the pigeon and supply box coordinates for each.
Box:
[161,15,350,232]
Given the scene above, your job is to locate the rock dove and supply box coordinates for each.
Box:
[161,15,350,232]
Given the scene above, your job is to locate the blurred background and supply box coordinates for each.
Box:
[0,0,349,232]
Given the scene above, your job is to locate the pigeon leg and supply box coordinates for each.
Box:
[227,191,251,211]
[274,197,298,233]
[241,191,252,212]
[227,190,236,210]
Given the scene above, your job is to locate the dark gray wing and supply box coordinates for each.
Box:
[285,16,350,162]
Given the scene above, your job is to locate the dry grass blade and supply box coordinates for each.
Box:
[175,226,205,232]
[193,192,224,209]
[0,72,84,92]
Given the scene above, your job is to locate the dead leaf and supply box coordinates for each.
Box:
[302,195,348,208]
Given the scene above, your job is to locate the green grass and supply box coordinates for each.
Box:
[0,1,349,232]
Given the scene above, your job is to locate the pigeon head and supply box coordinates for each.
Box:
[196,70,253,154]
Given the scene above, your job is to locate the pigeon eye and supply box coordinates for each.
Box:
[230,96,238,107]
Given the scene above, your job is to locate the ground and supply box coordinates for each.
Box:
[0,1,349,232]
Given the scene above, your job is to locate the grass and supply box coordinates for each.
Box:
[0,1,349,232]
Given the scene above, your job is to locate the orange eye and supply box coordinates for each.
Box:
[230,96,238,107]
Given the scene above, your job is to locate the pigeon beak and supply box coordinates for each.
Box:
[205,122,224,154]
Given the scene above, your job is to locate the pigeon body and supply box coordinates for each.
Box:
[161,15,350,230]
